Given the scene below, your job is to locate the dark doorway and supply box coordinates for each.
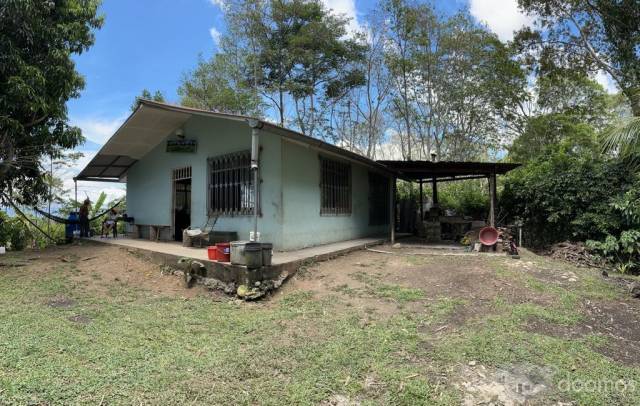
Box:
[173,172,192,242]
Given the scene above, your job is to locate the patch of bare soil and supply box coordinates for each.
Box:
[506,255,640,366]
[279,244,540,322]
[455,363,559,406]
[524,299,640,367]
[68,314,91,324]
[7,242,211,299]
[281,244,640,367]
[47,296,75,308]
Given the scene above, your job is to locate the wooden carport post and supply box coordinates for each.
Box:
[389,175,396,244]
[74,178,78,210]
[431,176,438,207]
[419,179,423,221]
[488,171,497,227]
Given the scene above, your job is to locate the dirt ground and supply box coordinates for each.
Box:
[2,240,639,405]
[0,241,213,299]
[281,244,640,362]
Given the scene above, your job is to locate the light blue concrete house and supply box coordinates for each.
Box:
[76,100,393,251]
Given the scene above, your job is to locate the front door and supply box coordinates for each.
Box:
[173,167,192,241]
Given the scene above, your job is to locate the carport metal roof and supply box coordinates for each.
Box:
[376,160,521,182]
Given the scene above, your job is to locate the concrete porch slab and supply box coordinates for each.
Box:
[83,236,385,289]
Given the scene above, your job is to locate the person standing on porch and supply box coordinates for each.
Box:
[79,199,91,237]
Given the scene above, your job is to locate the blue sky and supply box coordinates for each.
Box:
[67,0,478,145]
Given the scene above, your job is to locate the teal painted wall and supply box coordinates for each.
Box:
[126,115,388,251]
[126,116,283,246]
[280,139,389,250]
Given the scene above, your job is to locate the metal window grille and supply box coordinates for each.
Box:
[368,171,389,225]
[173,166,192,181]
[320,156,351,215]
[208,151,254,216]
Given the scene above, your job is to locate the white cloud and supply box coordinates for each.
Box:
[60,151,126,204]
[61,114,128,204]
[208,0,225,9]
[321,0,361,34]
[209,27,222,46]
[469,0,534,41]
[70,114,127,145]
[594,70,618,94]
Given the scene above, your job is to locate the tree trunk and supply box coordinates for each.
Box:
[624,86,640,117]
[279,88,285,126]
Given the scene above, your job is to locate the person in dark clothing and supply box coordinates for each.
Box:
[79,199,91,237]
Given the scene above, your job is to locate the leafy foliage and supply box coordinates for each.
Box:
[502,150,634,247]
[382,1,527,160]
[515,0,640,116]
[587,184,640,273]
[0,0,103,205]
[131,89,165,111]
[0,211,28,250]
[178,54,263,116]
[438,180,489,220]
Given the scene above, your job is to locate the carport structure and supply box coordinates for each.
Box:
[378,160,521,242]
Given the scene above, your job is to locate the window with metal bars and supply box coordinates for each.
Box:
[319,156,351,215]
[368,171,389,225]
[208,151,255,216]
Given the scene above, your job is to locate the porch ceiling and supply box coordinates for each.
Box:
[75,104,191,181]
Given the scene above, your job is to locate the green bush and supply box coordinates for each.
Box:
[0,211,29,251]
[501,152,634,248]
[586,185,640,273]
[438,179,489,219]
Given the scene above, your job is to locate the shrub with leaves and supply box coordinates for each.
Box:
[587,186,640,273]
[0,211,28,250]
[501,151,634,248]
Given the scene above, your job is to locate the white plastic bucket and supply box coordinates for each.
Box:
[0,246,5,255]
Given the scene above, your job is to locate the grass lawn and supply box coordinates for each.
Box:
[0,243,639,405]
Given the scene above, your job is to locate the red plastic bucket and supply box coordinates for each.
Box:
[216,242,231,262]
[207,246,218,260]
[479,227,499,246]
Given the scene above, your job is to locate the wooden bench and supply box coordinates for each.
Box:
[133,224,170,241]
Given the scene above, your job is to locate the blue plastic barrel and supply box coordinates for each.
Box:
[66,212,79,242]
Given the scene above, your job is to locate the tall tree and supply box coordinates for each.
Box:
[178,53,263,116]
[287,4,366,138]
[383,0,418,159]
[0,0,103,205]
[516,0,640,115]
[131,88,165,111]
[383,3,527,160]
[328,16,392,158]
[223,0,365,132]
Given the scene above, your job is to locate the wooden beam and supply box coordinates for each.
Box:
[419,179,423,221]
[488,172,497,227]
[431,176,438,206]
[389,176,396,244]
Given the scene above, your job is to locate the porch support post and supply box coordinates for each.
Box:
[74,178,78,210]
[488,172,497,227]
[431,176,438,207]
[248,119,263,241]
[389,175,396,244]
[419,179,423,221]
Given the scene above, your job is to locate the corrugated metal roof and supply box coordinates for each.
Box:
[376,160,521,181]
[76,99,520,183]
[76,99,391,181]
